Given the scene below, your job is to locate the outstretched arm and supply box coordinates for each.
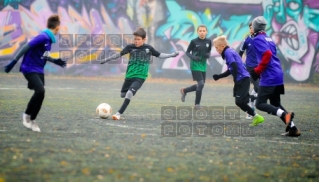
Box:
[4,43,31,73]
[158,51,179,59]
[100,52,122,64]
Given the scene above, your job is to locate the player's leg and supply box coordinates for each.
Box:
[234,78,264,125]
[120,79,133,98]
[180,71,199,102]
[269,85,300,136]
[23,73,44,132]
[194,72,205,110]
[113,78,145,120]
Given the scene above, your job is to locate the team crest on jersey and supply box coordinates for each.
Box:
[145,48,149,53]
[206,43,209,47]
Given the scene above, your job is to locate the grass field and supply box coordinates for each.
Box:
[0,73,319,182]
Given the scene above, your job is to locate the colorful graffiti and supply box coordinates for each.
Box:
[0,0,318,82]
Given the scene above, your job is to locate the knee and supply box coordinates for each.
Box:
[120,92,126,98]
[197,81,205,91]
[235,98,244,107]
[125,90,134,100]
[35,87,45,96]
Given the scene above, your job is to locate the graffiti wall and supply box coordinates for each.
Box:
[0,0,318,82]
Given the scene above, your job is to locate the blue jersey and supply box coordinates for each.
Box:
[239,35,258,68]
[223,47,250,81]
[20,32,52,74]
[252,33,283,86]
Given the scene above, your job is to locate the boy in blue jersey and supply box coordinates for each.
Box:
[249,16,300,137]
[180,25,212,110]
[4,15,66,132]
[239,22,259,119]
[212,35,264,125]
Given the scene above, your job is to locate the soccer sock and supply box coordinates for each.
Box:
[276,109,284,117]
[290,121,295,127]
[118,98,130,114]
[184,84,197,93]
[195,90,202,105]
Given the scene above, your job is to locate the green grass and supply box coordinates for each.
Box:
[0,73,319,182]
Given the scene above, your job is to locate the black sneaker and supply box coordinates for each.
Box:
[281,127,301,137]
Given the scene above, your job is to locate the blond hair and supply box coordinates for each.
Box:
[213,35,228,46]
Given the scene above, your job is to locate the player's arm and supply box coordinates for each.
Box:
[149,46,179,58]
[204,40,212,58]
[185,40,200,61]
[250,38,272,80]
[4,43,31,73]
[41,40,66,68]
[238,38,247,58]
[100,46,130,64]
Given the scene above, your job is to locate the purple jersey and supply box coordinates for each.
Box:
[20,32,52,74]
[224,47,250,81]
[239,35,258,68]
[252,33,283,86]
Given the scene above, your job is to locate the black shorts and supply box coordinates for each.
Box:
[23,73,45,90]
[233,77,250,98]
[120,78,145,95]
[192,71,206,82]
[258,85,285,98]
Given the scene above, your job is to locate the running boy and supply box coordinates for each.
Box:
[212,35,264,125]
[238,22,259,119]
[100,28,178,120]
[249,16,300,136]
[180,25,211,110]
[4,15,66,132]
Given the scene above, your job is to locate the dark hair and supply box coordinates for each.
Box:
[249,22,252,27]
[197,24,207,31]
[133,28,146,39]
[47,15,60,29]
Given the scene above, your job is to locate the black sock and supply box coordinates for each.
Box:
[184,84,197,93]
[118,98,130,114]
[195,90,202,105]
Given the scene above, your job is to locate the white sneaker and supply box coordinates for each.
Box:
[31,120,41,132]
[112,112,121,120]
[22,113,32,129]
[246,114,252,119]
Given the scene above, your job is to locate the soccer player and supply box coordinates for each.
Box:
[238,22,259,119]
[249,16,301,137]
[100,28,178,120]
[4,15,66,132]
[212,35,264,126]
[180,25,211,110]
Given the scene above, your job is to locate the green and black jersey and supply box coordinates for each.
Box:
[186,37,212,72]
[121,44,160,80]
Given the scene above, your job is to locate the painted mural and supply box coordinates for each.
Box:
[0,0,318,82]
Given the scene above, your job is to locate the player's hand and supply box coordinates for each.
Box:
[54,58,67,68]
[4,60,17,73]
[171,51,179,57]
[212,74,220,81]
[249,69,260,81]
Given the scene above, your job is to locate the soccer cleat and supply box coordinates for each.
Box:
[31,121,41,132]
[194,104,203,110]
[180,88,186,102]
[250,114,265,126]
[281,127,301,137]
[281,112,295,132]
[22,113,32,129]
[246,114,252,119]
[112,112,121,120]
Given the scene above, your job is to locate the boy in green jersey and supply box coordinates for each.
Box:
[180,25,212,109]
[100,28,179,120]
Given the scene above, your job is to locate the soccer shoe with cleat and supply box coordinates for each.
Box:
[31,120,41,132]
[112,112,121,120]
[180,88,186,102]
[246,114,252,119]
[249,114,265,126]
[22,113,32,129]
[281,127,301,137]
[281,112,295,132]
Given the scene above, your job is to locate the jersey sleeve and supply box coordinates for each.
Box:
[186,40,194,53]
[149,46,161,57]
[239,37,248,52]
[120,45,131,56]
[28,34,47,48]
[207,40,212,53]
[253,37,269,55]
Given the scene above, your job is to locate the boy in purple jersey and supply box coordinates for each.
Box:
[239,22,259,119]
[4,15,66,132]
[249,16,300,137]
[212,35,264,125]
